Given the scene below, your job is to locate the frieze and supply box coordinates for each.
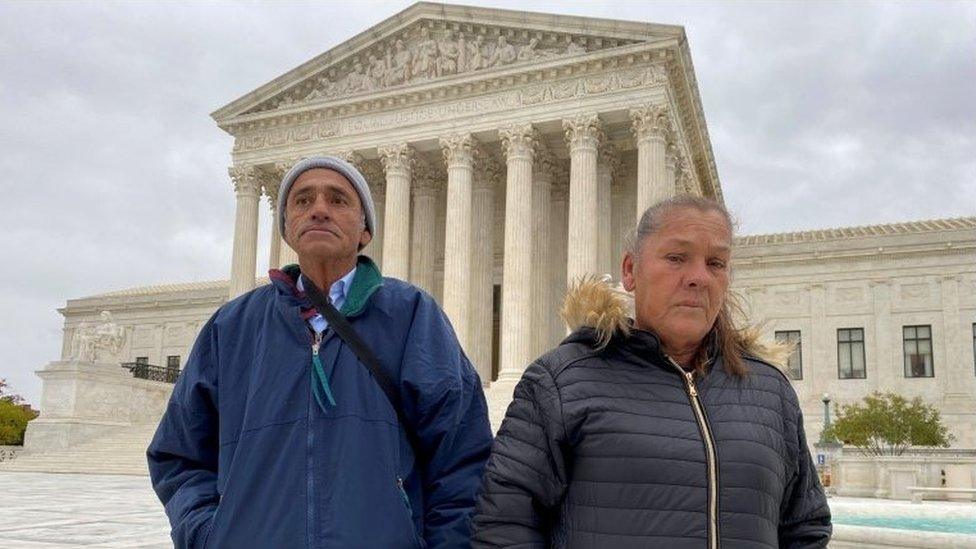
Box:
[233,65,667,155]
[245,21,640,114]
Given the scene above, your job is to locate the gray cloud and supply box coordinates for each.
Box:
[1,0,973,405]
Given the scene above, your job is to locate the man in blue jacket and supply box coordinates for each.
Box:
[148,156,493,548]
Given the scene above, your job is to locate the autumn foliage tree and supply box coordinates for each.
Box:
[823,392,953,456]
[0,378,39,446]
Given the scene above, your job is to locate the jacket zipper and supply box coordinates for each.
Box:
[311,330,337,409]
[306,328,316,549]
[667,357,719,549]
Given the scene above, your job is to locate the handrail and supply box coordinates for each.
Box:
[120,362,180,384]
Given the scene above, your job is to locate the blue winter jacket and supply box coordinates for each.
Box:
[148,257,493,548]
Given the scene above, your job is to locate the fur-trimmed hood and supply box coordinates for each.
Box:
[559,276,790,368]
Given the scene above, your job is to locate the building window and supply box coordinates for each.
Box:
[903,325,934,378]
[775,330,803,380]
[167,355,181,370]
[135,356,149,365]
[837,328,866,379]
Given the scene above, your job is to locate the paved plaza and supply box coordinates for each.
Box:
[3,471,975,548]
[0,472,169,548]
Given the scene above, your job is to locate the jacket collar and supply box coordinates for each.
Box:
[269,255,384,317]
[566,321,720,373]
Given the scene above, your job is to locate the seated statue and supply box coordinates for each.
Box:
[68,310,126,363]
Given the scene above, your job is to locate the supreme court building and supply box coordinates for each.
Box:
[19,3,976,473]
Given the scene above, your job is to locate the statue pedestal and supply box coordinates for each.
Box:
[24,360,174,452]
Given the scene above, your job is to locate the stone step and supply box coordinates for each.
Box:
[0,423,160,475]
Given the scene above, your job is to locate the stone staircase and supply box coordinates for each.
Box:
[0,423,158,476]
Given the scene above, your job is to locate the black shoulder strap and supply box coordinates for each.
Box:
[302,276,415,447]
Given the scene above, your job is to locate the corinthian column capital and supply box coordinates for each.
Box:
[229,165,260,197]
[378,143,416,174]
[272,157,301,179]
[440,133,478,167]
[630,104,673,143]
[499,123,537,160]
[260,172,280,210]
[339,150,366,169]
[340,150,385,194]
[563,113,604,151]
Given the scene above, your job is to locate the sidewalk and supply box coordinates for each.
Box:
[0,472,169,548]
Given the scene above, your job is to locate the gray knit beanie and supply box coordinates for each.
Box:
[277,156,377,246]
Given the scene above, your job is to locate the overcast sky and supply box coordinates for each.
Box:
[1,1,973,406]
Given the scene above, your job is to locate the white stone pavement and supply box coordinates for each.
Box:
[0,472,169,548]
[3,471,975,548]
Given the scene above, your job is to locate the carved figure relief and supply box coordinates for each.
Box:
[250,23,627,113]
[67,311,126,363]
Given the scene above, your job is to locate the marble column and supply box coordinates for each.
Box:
[263,179,281,270]
[497,123,536,382]
[564,113,603,286]
[610,161,630,277]
[597,144,618,278]
[274,159,300,267]
[341,151,385,267]
[470,157,500,383]
[440,134,478,349]
[379,144,415,280]
[228,165,261,299]
[532,144,555,357]
[630,104,672,218]
[367,177,386,268]
[665,143,679,197]
[549,168,570,344]
[410,161,439,295]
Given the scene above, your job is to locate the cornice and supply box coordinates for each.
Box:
[219,40,674,135]
[211,2,683,122]
[734,242,976,270]
[736,217,976,247]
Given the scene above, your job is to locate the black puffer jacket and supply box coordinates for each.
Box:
[472,285,831,548]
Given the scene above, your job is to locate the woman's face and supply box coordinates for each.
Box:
[622,208,732,355]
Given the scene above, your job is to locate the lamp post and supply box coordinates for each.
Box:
[821,393,832,432]
[817,392,838,494]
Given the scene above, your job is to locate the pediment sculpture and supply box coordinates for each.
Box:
[249,23,633,113]
[67,310,126,363]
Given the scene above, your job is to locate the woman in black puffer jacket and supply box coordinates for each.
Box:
[472,197,831,548]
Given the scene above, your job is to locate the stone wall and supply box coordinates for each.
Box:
[733,220,976,448]
[831,449,976,500]
[25,360,174,452]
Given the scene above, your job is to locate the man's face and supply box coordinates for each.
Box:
[284,168,371,264]
[622,208,732,353]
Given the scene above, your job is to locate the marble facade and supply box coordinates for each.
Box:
[34,4,976,452]
[212,3,718,388]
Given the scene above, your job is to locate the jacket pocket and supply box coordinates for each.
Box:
[396,476,426,549]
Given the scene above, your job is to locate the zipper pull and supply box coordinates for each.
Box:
[685,371,698,397]
[312,330,322,355]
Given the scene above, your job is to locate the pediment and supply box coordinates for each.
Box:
[212,2,681,122]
